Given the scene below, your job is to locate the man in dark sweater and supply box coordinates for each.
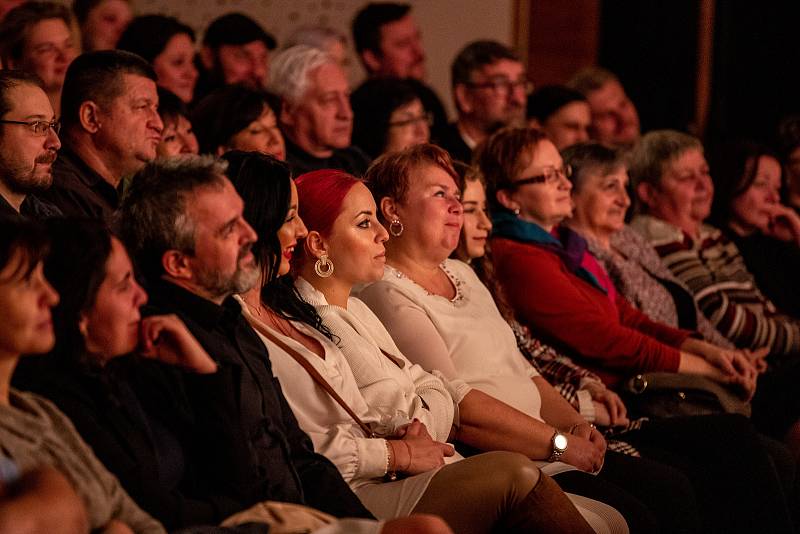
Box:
[117,156,374,520]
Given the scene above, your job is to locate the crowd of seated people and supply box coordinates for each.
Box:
[2,1,800,533]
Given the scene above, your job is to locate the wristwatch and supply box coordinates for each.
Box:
[548,430,568,462]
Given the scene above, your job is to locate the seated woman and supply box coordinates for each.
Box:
[350,79,431,159]
[709,141,800,317]
[117,14,198,103]
[157,87,199,158]
[226,150,605,534]
[0,217,164,533]
[191,86,285,160]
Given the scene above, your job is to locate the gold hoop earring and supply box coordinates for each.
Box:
[314,254,334,278]
[389,219,404,237]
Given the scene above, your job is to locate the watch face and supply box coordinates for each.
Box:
[554,433,568,451]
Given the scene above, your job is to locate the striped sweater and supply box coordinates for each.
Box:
[630,215,800,356]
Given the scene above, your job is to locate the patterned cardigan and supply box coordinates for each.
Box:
[630,215,800,356]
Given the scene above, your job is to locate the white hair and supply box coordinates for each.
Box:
[268,45,336,104]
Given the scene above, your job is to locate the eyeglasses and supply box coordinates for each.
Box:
[388,112,433,129]
[0,119,61,136]
[503,165,572,189]
[467,79,533,95]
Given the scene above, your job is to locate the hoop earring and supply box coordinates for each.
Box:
[314,254,334,278]
[513,207,520,216]
[389,219,404,237]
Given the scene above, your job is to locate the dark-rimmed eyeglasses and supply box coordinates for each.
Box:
[467,79,533,95]
[388,112,433,129]
[501,165,572,189]
[0,119,61,136]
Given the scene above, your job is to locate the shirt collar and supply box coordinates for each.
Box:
[148,277,242,330]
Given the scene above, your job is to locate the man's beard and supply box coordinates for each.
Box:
[195,246,260,301]
[0,150,56,195]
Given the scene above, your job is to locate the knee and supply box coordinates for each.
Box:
[477,451,541,498]
[382,514,453,534]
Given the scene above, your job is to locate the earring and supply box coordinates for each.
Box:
[314,254,334,278]
[389,219,404,237]
[513,207,520,216]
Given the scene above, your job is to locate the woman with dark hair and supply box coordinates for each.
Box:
[117,14,198,103]
[192,86,285,160]
[156,87,199,157]
[73,0,132,51]
[709,141,800,317]
[350,78,431,159]
[0,217,165,534]
[225,150,608,534]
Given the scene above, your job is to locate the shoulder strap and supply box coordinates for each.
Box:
[246,316,376,438]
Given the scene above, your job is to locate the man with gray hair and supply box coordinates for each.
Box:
[269,45,370,176]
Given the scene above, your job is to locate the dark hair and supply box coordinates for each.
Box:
[117,15,195,64]
[709,140,781,227]
[451,40,520,89]
[526,85,587,123]
[476,127,549,211]
[365,143,459,223]
[156,87,188,128]
[117,155,227,283]
[0,1,73,65]
[352,2,411,57]
[350,78,420,158]
[202,13,276,50]
[776,115,800,161]
[0,70,44,123]
[0,216,48,284]
[60,50,157,132]
[191,85,276,155]
[72,0,121,24]
[221,150,332,339]
[42,218,112,367]
[561,142,623,193]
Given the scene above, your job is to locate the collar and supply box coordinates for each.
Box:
[456,123,478,150]
[58,145,112,188]
[285,136,330,164]
[147,277,242,330]
[0,193,19,216]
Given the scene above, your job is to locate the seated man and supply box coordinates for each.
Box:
[0,1,78,117]
[195,12,275,101]
[351,2,448,143]
[39,50,163,220]
[526,85,591,150]
[0,70,61,219]
[438,40,528,164]
[567,67,641,149]
[269,45,370,176]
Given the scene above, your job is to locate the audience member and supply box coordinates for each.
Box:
[195,13,275,100]
[567,67,640,149]
[352,2,448,142]
[117,15,198,104]
[270,45,370,175]
[527,85,591,150]
[229,151,604,534]
[0,460,89,534]
[0,216,165,533]
[0,0,26,22]
[350,78,430,159]
[191,85,284,159]
[156,87,198,157]
[0,70,61,218]
[709,141,800,318]
[117,155,376,521]
[73,0,132,51]
[777,115,800,212]
[438,40,528,163]
[40,50,162,219]
[0,1,78,117]
[284,26,351,74]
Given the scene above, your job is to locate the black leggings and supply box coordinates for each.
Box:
[621,413,795,534]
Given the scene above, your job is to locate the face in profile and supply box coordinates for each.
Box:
[375,14,426,80]
[0,251,59,358]
[570,164,631,238]
[585,80,640,148]
[457,178,492,260]
[533,101,591,151]
[153,33,198,104]
[320,182,388,285]
[729,155,782,234]
[82,0,133,51]
[79,237,147,360]
[385,98,430,155]
[276,180,308,277]
[157,114,199,158]
[215,40,269,89]
[225,106,285,161]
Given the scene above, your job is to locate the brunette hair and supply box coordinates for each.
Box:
[222,151,333,339]
[364,143,458,223]
[117,15,195,65]
[0,216,48,283]
[476,127,549,211]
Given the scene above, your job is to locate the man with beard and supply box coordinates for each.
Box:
[116,155,377,523]
[39,50,163,220]
[0,70,61,218]
[438,41,529,164]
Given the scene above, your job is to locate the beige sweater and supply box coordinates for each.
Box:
[0,389,165,534]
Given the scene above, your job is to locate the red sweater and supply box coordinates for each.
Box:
[491,236,690,387]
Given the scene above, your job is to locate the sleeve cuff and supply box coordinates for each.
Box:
[576,389,596,422]
[355,438,392,480]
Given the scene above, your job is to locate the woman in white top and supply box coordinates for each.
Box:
[224,150,602,534]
